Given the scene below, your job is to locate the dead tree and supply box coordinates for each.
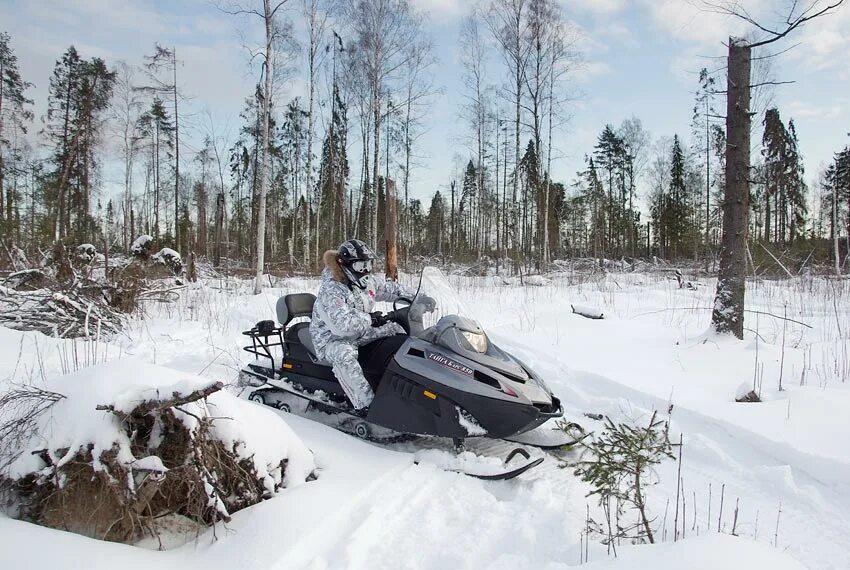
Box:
[385,178,398,279]
[708,0,845,338]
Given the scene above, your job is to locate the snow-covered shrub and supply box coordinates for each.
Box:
[74,243,97,264]
[524,274,550,286]
[152,247,183,276]
[130,234,154,258]
[0,360,314,543]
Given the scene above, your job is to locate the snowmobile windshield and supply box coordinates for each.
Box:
[408,267,483,339]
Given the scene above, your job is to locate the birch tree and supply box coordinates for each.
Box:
[223,0,292,293]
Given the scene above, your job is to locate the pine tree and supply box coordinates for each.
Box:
[0,32,34,236]
[593,125,628,256]
[136,98,174,241]
[43,47,116,243]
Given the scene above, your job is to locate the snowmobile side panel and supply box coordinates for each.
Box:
[376,358,545,439]
[368,371,468,439]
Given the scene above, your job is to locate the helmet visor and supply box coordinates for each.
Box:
[351,259,373,273]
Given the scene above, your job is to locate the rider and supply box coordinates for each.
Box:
[310,239,412,413]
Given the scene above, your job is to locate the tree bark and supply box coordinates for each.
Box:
[711,39,751,339]
[385,178,398,280]
[254,0,275,295]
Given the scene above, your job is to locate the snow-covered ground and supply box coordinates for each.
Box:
[2,269,849,569]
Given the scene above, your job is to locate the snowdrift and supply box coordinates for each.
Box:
[582,533,806,569]
[1,359,314,543]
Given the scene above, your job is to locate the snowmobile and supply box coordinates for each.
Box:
[240,267,583,479]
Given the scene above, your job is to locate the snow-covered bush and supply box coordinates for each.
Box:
[130,235,154,258]
[0,360,314,543]
[74,243,97,264]
[152,247,183,276]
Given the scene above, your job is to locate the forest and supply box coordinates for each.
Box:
[0,0,849,277]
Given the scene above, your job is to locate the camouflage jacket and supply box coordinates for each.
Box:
[310,250,412,354]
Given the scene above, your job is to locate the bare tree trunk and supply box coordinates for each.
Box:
[212,133,227,267]
[0,55,5,230]
[254,0,276,295]
[543,49,555,266]
[834,169,841,275]
[386,178,398,280]
[711,38,751,339]
[371,80,380,246]
[304,0,325,269]
[173,48,180,252]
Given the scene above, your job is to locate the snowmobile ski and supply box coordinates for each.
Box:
[414,447,544,480]
[501,420,590,450]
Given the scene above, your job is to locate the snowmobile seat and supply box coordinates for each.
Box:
[296,324,319,359]
[284,320,328,365]
[277,293,316,327]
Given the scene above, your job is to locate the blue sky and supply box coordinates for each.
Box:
[2,0,849,207]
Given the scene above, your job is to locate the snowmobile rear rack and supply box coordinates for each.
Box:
[243,321,285,372]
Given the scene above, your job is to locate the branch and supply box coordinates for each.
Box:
[749,80,796,88]
[751,42,802,60]
[96,381,224,421]
[704,0,848,49]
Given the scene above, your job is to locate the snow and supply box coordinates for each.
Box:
[154,247,181,260]
[130,234,153,254]
[1,270,848,569]
[580,533,807,569]
[6,358,314,494]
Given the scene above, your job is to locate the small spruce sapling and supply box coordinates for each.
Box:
[573,411,674,545]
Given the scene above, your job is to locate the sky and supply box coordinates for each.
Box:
[1,0,849,208]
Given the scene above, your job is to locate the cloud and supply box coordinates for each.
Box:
[573,60,611,82]
[601,21,641,48]
[637,0,747,46]
[789,4,850,77]
[409,0,472,22]
[561,0,628,16]
[787,98,850,121]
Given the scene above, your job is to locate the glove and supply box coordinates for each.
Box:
[370,311,388,327]
[417,294,438,312]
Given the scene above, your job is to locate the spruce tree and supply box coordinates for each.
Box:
[317,82,349,250]
[426,191,446,255]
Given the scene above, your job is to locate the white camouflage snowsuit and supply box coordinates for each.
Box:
[310,250,412,409]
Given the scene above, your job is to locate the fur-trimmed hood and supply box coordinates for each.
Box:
[323,249,346,283]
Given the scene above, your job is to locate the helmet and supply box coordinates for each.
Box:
[337,239,377,289]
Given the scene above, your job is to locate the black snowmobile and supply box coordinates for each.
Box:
[240,267,582,479]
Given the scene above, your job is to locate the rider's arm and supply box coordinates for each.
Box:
[374,278,414,303]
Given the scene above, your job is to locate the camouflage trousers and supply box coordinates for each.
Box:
[317,322,404,410]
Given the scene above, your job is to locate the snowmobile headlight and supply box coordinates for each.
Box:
[461,331,488,353]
